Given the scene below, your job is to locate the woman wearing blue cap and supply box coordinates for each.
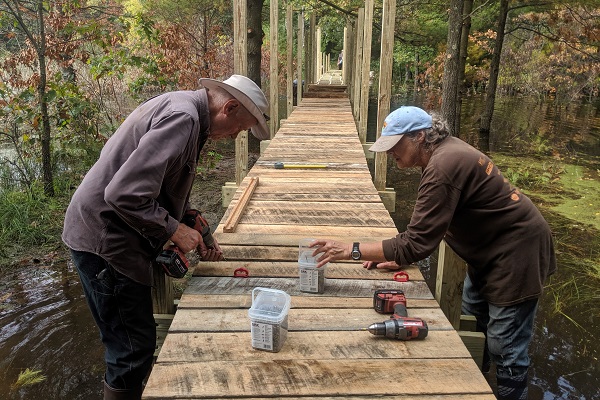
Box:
[312,105,556,400]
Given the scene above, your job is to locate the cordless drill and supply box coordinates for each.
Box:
[367,289,428,340]
[155,210,215,278]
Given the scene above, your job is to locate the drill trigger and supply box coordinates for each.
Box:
[393,271,409,282]
[233,267,249,278]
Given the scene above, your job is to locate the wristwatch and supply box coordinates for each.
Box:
[351,242,361,260]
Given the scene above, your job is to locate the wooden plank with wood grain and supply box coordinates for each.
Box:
[168,307,452,332]
[156,330,472,362]
[144,359,493,399]
[192,261,424,281]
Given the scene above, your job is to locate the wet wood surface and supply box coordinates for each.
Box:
[142,97,494,399]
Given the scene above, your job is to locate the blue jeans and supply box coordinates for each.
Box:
[461,274,538,378]
[71,250,156,391]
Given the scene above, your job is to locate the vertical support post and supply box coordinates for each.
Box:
[374,0,395,191]
[316,26,322,82]
[435,240,468,330]
[286,3,293,118]
[309,13,316,84]
[269,0,279,138]
[296,11,304,104]
[152,263,175,314]
[342,25,348,82]
[234,0,248,185]
[352,8,364,120]
[345,19,355,98]
[358,0,374,143]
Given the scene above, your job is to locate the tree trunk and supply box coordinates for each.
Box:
[37,0,54,196]
[455,0,473,139]
[440,0,463,137]
[247,0,264,87]
[479,0,509,151]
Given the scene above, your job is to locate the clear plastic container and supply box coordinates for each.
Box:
[247,287,291,352]
[298,238,327,293]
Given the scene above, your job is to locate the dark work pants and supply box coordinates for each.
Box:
[462,275,537,399]
[71,250,156,391]
[462,274,538,377]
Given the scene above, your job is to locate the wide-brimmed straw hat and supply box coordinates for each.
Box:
[369,106,432,152]
[199,75,270,140]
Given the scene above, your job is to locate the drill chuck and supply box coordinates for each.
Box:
[367,316,428,340]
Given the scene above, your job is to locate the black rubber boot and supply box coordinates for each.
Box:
[496,371,528,400]
[103,380,143,400]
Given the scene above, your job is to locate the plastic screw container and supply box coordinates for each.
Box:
[298,238,327,293]
[247,287,291,352]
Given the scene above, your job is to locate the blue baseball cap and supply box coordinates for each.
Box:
[369,106,432,152]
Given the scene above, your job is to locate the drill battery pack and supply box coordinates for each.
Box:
[156,246,189,279]
[373,289,407,314]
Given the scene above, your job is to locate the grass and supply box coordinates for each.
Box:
[0,182,71,267]
[493,153,600,330]
[11,368,46,389]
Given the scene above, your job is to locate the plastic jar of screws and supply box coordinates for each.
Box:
[298,238,327,293]
[247,287,291,352]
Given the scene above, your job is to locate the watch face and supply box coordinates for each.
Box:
[351,243,361,260]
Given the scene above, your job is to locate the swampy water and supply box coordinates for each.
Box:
[1,93,599,399]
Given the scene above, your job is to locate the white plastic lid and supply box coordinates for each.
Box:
[248,287,291,324]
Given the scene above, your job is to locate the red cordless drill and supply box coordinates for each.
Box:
[156,210,215,278]
[367,289,428,340]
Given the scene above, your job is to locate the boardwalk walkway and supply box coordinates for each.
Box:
[142,97,494,399]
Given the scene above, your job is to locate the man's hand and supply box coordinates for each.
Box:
[196,237,224,261]
[169,223,202,253]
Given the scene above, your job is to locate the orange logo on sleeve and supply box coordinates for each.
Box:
[511,193,520,201]
[486,162,494,175]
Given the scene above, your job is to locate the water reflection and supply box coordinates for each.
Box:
[0,262,103,399]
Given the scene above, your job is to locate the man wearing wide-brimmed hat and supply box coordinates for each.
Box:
[62,75,269,399]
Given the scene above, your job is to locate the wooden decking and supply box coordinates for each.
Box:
[142,97,494,399]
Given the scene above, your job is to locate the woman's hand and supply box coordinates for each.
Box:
[362,261,401,270]
[310,239,352,268]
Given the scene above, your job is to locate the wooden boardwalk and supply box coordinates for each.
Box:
[143,97,494,399]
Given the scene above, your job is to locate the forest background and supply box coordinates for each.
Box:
[0,0,599,396]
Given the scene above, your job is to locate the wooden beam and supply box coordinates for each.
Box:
[358,0,374,143]
[373,0,396,191]
[352,8,364,120]
[223,177,259,233]
[296,11,304,105]
[151,262,175,314]
[286,4,293,117]
[234,0,248,185]
[269,0,279,138]
[435,240,468,329]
